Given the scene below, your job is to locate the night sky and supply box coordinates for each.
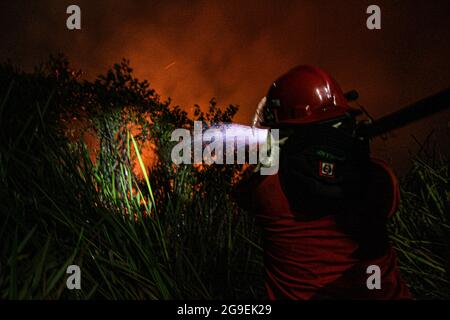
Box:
[1,0,449,172]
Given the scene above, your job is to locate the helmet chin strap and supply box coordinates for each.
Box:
[332,121,343,128]
[252,96,268,128]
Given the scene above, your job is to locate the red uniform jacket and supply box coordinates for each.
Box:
[236,159,411,300]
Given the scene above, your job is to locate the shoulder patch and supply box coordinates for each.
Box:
[319,161,335,178]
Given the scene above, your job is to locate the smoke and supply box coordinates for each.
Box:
[1,0,449,172]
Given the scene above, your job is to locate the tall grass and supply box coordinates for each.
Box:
[389,153,450,299]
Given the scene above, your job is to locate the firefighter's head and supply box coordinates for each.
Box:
[253,65,361,129]
[253,65,370,217]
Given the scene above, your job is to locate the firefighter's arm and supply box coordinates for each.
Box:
[232,134,287,210]
[232,164,264,212]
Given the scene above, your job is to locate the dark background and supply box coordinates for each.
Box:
[1,0,449,172]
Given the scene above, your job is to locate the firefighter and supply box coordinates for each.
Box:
[235,65,411,300]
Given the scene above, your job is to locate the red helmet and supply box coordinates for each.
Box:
[254,65,361,127]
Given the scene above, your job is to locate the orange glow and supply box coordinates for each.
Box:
[3,1,448,173]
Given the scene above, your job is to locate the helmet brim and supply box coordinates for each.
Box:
[264,105,362,128]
